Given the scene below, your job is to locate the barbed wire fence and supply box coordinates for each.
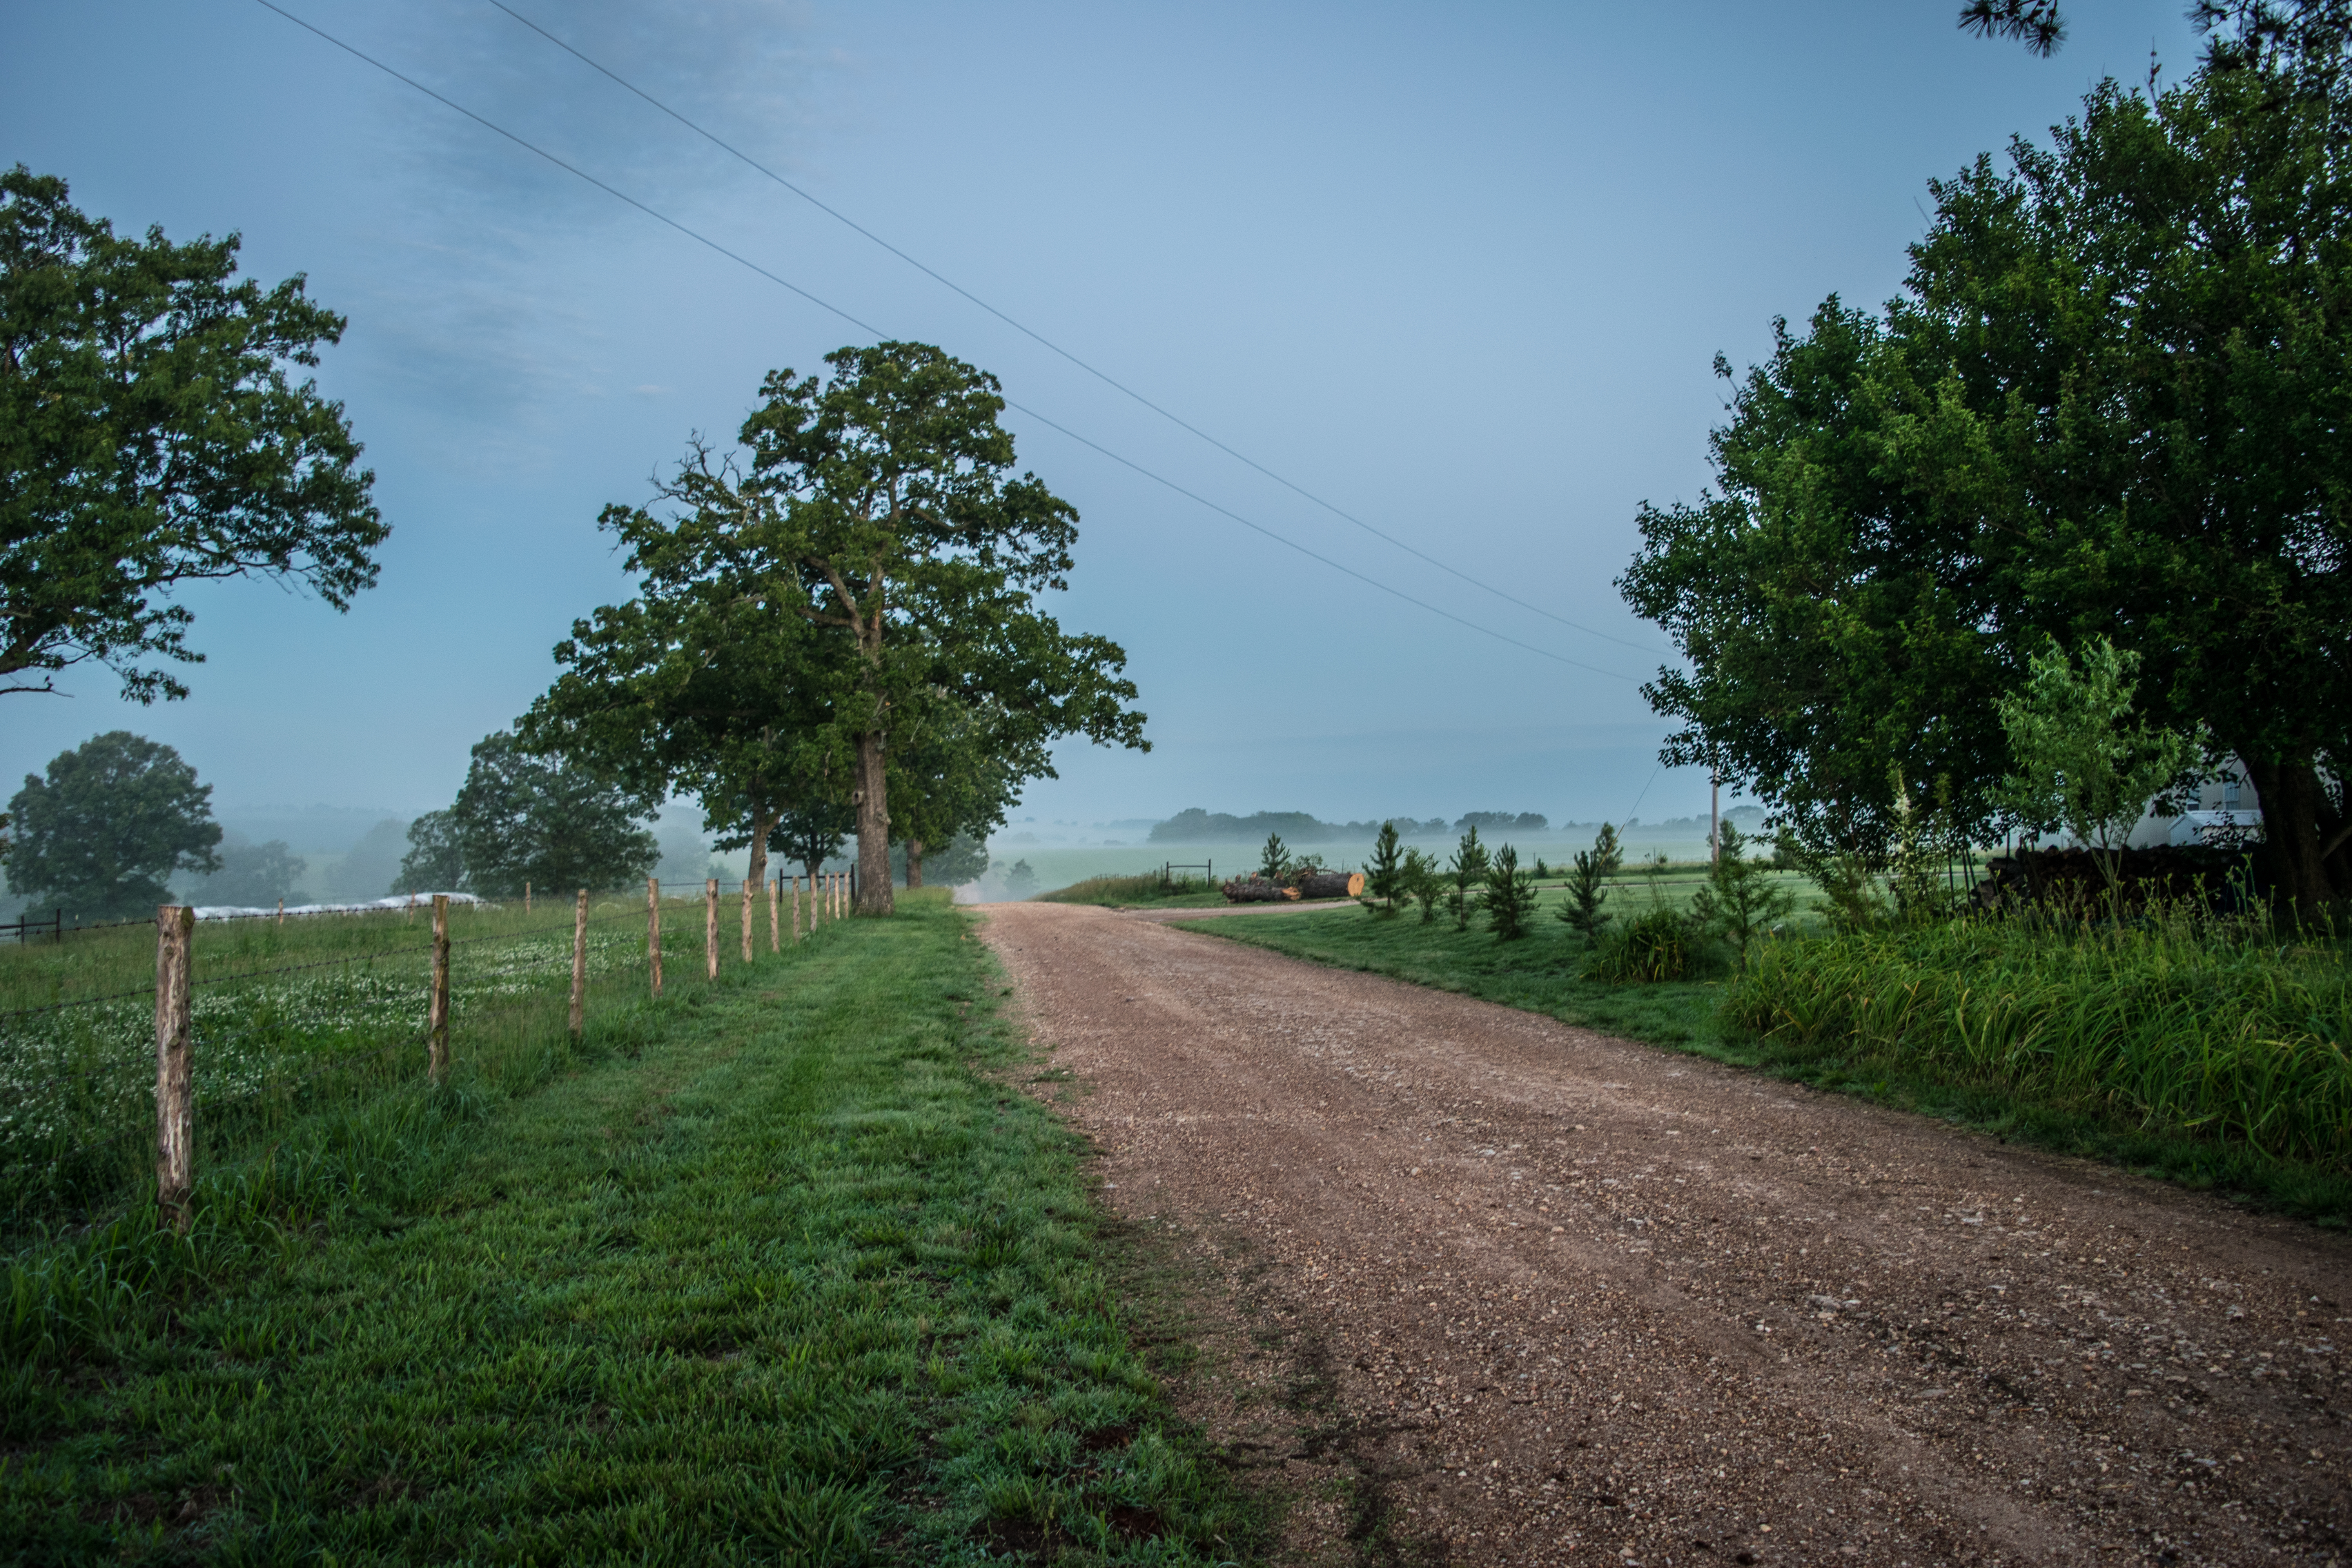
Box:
[0,866,860,1238]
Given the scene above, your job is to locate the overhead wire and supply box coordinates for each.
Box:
[479,0,1672,661]
[249,0,1655,682]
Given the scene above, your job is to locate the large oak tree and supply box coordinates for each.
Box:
[744,343,1147,913]
[521,450,853,892]
[1,167,384,704]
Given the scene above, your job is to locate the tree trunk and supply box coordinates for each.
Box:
[746,802,774,892]
[851,730,895,915]
[906,838,926,889]
[2245,754,2343,921]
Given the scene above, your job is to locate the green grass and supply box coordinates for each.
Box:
[2,892,1260,1564]
[0,891,750,1238]
[1196,892,2352,1227]
[1034,875,1230,909]
[1194,895,1728,1051]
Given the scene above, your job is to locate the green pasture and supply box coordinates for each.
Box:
[3,891,1258,1564]
[0,890,760,1239]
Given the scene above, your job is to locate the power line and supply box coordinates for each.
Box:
[475,0,1673,661]
[252,0,1649,682]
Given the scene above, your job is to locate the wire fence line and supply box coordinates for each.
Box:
[0,890,785,1023]
[3,877,852,1233]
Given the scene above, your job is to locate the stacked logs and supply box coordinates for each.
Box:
[1220,869,1367,903]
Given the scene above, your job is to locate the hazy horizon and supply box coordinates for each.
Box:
[2,1,2206,835]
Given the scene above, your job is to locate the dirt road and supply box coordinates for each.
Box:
[981,901,2352,1567]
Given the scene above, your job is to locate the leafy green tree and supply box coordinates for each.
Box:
[395,810,464,894]
[1004,858,1037,898]
[888,694,1036,887]
[1556,822,1622,947]
[776,800,854,885]
[1363,820,1406,915]
[1258,831,1290,883]
[441,731,659,898]
[1687,822,1796,969]
[4,731,220,918]
[186,835,307,907]
[740,343,1147,915]
[1,167,385,704]
[1401,845,1442,923]
[1446,824,1489,931]
[521,471,854,896]
[1998,638,2198,898]
[904,834,988,888]
[1481,844,1538,941]
[1619,56,2352,915]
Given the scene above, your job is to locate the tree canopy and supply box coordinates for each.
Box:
[520,462,851,892]
[408,732,660,898]
[1621,56,2352,911]
[0,167,385,704]
[740,343,1148,913]
[4,731,221,919]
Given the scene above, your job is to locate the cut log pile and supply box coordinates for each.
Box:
[1220,869,1367,903]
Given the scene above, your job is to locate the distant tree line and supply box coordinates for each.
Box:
[1149,809,1555,844]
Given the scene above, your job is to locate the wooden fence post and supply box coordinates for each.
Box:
[525,881,532,916]
[768,875,780,953]
[740,877,754,963]
[791,875,802,942]
[704,878,719,981]
[276,898,284,927]
[570,888,588,1039]
[428,894,450,1084]
[647,877,662,999]
[154,904,194,1232]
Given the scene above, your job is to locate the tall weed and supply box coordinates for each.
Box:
[1726,914,2352,1167]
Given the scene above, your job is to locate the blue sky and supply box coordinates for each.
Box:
[2,0,2206,835]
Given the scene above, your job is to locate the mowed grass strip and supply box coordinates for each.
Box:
[4,891,1255,1564]
[1196,900,2352,1225]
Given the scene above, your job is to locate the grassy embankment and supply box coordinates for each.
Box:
[1198,880,2352,1225]
[3,891,1258,1564]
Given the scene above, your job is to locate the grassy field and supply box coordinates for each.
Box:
[0,889,762,1238]
[1197,889,2352,1226]
[3,891,1259,1564]
[1034,874,1231,910]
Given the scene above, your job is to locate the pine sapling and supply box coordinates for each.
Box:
[1364,820,1406,915]
[1447,824,1488,930]
[1482,843,1537,941]
[1259,831,1290,884]
[1556,822,1622,947]
[1402,846,1441,923]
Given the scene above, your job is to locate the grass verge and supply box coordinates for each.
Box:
[1194,902,2352,1227]
[4,891,1261,1564]
[1036,875,1230,909]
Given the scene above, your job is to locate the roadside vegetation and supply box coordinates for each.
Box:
[4,892,1258,1563]
[1201,815,2352,1225]
[1036,872,1229,909]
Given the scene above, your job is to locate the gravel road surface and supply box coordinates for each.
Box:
[981,901,2352,1567]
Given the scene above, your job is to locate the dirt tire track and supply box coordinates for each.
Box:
[981,901,2352,1567]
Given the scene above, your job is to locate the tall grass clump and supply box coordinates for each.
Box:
[1725,911,2352,1169]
